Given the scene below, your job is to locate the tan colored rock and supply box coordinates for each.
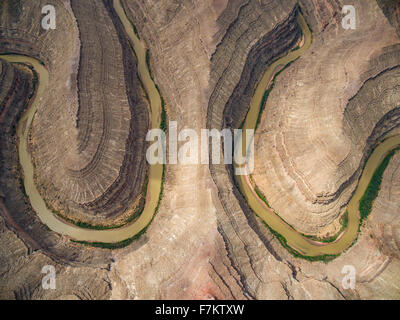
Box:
[0,0,399,300]
[253,0,400,234]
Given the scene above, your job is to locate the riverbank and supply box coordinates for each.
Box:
[0,0,165,246]
[235,12,400,260]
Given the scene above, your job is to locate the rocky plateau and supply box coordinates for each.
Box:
[0,0,399,300]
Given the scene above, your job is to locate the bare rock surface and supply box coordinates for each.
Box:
[253,0,400,235]
[0,0,399,300]
[0,0,150,228]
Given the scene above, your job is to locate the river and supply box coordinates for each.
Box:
[236,13,400,257]
[1,8,399,252]
[0,0,163,244]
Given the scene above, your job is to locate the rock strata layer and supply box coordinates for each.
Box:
[0,0,399,300]
[252,0,400,235]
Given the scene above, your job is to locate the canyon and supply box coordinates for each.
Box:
[0,0,399,300]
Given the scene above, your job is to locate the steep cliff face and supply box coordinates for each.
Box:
[206,0,400,299]
[252,0,400,235]
[112,0,242,300]
[0,59,112,299]
[0,0,150,229]
[369,151,400,260]
[116,0,320,300]
[206,0,302,298]
[222,8,301,129]
[377,0,400,37]
[0,0,148,295]
[356,152,400,299]
[0,0,399,300]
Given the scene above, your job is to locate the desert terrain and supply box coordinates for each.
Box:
[0,0,399,300]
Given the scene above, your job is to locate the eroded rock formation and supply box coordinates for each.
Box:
[0,0,150,229]
[0,0,399,300]
[251,0,400,235]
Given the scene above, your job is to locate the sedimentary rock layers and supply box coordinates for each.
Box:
[29,0,150,225]
[206,0,400,298]
[112,0,238,300]
[80,0,149,220]
[370,152,400,259]
[0,58,111,267]
[0,0,150,263]
[377,0,400,37]
[0,0,150,228]
[206,0,303,297]
[0,0,399,300]
[252,0,400,234]
[222,8,301,129]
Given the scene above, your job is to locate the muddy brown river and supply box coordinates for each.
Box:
[0,0,163,243]
[236,13,400,257]
[1,9,399,252]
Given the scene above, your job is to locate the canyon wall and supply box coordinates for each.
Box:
[0,0,399,299]
[252,0,400,234]
[0,0,150,228]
